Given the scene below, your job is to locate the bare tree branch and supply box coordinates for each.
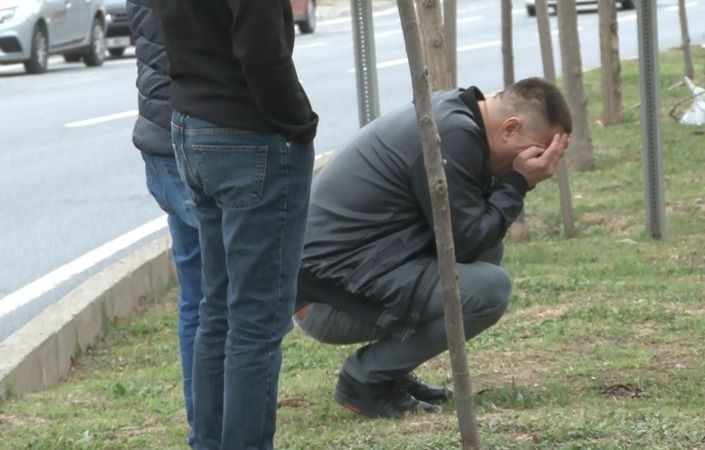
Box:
[598,0,624,125]
[396,0,482,448]
[536,0,577,238]
[557,0,595,171]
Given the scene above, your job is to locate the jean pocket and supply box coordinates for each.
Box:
[192,144,268,209]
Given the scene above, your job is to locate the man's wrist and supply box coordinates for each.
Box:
[501,170,530,196]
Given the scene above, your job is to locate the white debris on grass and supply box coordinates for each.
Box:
[679,77,705,126]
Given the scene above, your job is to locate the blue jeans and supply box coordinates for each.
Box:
[142,153,202,445]
[171,111,314,450]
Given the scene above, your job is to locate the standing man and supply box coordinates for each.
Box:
[295,78,570,418]
[127,0,201,445]
[152,1,318,449]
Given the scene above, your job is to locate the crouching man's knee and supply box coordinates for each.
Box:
[459,262,511,333]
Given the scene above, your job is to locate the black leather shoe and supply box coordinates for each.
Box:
[399,372,453,404]
[333,370,441,418]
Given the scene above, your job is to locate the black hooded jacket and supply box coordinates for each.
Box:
[127,0,171,155]
[151,0,318,144]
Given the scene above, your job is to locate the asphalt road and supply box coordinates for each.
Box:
[1,0,704,340]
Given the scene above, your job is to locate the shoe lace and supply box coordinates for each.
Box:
[405,372,421,385]
[389,378,418,409]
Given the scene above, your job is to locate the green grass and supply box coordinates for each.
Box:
[1,47,704,449]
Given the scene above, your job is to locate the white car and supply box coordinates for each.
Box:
[525,0,635,16]
[0,0,107,74]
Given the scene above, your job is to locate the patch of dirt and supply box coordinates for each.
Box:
[277,397,313,409]
[116,424,168,438]
[669,197,705,214]
[600,383,647,398]
[662,302,705,316]
[390,410,457,438]
[510,303,572,324]
[579,211,638,235]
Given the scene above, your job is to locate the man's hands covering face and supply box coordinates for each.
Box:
[512,133,570,188]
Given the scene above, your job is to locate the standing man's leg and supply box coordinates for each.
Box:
[142,153,202,445]
[173,112,313,450]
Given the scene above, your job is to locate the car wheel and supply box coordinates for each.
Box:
[526,4,536,16]
[621,0,635,10]
[83,19,106,67]
[24,25,49,74]
[63,53,82,63]
[108,47,126,58]
[298,0,316,34]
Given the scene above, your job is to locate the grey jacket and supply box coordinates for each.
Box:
[300,87,528,338]
[127,0,171,155]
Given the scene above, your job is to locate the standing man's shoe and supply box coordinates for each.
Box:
[399,372,453,403]
[333,370,441,418]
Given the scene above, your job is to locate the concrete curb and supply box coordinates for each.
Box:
[0,154,332,399]
[0,236,175,398]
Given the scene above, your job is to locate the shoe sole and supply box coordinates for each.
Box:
[333,386,388,418]
[334,386,442,418]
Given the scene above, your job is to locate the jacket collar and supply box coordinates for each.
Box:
[459,86,490,159]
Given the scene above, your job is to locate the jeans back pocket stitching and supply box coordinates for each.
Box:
[192,144,268,209]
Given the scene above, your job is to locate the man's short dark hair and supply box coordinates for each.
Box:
[499,77,573,134]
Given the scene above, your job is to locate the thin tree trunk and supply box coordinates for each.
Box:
[557,0,595,171]
[501,0,529,241]
[501,0,514,87]
[678,0,695,79]
[415,0,452,90]
[598,0,624,125]
[535,0,577,238]
[396,0,482,448]
[443,0,457,87]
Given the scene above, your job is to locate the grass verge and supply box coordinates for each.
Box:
[1,47,704,449]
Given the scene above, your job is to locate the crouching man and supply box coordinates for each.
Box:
[295,78,572,418]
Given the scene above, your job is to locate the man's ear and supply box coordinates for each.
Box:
[500,116,522,139]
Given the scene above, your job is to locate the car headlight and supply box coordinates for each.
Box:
[0,7,17,24]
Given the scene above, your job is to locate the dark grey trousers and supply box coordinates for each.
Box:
[296,245,510,383]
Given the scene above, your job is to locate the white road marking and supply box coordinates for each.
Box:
[0,64,24,74]
[617,14,637,23]
[534,26,584,39]
[0,153,331,331]
[0,215,168,320]
[36,76,108,90]
[65,109,138,128]
[108,58,139,66]
[457,16,485,25]
[456,40,502,52]
[296,41,328,49]
[347,40,500,73]
[376,29,403,38]
[376,15,483,37]
[317,6,398,27]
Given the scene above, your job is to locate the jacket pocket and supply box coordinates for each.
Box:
[346,237,404,292]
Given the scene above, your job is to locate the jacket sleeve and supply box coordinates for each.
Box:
[410,128,527,263]
[127,0,173,154]
[226,0,318,144]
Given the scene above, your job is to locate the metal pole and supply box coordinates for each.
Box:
[351,0,380,126]
[636,0,666,239]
